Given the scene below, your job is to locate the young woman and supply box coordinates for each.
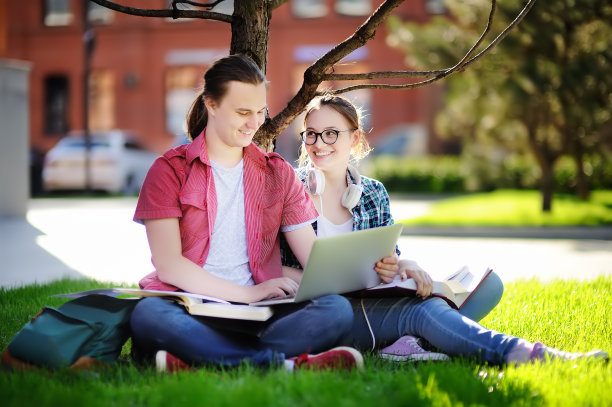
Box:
[282,94,608,365]
[129,56,363,372]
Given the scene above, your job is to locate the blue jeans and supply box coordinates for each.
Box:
[347,272,516,365]
[456,271,504,322]
[130,294,353,368]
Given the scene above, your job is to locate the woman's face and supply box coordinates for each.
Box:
[205,80,267,150]
[304,105,357,172]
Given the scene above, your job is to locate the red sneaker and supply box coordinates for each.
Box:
[155,350,193,373]
[290,346,364,371]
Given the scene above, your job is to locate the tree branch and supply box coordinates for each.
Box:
[451,0,497,72]
[325,0,536,95]
[458,0,537,71]
[88,0,232,22]
[269,0,289,10]
[307,0,406,78]
[323,69,446,81]
[258,0,405,146]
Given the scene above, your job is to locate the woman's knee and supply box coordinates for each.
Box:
[486,271,504,303]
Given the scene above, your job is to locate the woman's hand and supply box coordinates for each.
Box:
[247,277,299,303]
[399,259,433,298]
[375,252,400,283]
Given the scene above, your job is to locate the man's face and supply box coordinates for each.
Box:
[205,81,267,150]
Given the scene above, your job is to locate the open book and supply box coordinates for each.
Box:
[351,266,493,310]
[56,288,274,322]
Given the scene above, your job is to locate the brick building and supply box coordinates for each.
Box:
[1,0,447,164]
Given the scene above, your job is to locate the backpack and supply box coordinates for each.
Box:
[2,294,137,371]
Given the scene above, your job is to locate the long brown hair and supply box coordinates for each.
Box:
[298,94,371,167]
[186,54,267,140]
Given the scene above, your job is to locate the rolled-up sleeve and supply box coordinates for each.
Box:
[134,157,183,224]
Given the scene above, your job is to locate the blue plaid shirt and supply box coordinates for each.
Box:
[280,167,400,269]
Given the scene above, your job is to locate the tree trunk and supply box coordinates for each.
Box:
[230,1,270,72]
[571,140,590,201]
[540,160,554,212]
[526,122,557,213]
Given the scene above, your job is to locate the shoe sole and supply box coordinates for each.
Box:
[155,350,168,372]
[379,352,450,362]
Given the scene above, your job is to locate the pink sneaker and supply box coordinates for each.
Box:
[380,335,450,362]
[529,342,609,363]
[155,350,193,373]
[289,346,364,371]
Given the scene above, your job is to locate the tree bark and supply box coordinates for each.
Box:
[229,1,270,72]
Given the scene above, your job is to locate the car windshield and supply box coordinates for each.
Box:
[59,138,112,148]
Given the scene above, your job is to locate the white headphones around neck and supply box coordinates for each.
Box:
[306,164,363,210]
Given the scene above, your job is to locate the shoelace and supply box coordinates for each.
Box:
[293,354,311,367]
[405,339,424,353]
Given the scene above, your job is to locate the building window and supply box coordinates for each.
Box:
[87,2,113,25]
[335,0,371,17]
[89,70,115,130]
[165,67,202,136]
[44,75,69,134]
[292,0,328,19]
[43,0,73,27]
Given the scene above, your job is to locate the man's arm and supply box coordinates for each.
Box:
[145,218,298,303]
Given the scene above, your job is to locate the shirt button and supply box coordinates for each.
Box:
[198,259,203,264]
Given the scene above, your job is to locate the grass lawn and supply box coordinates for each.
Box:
[1,277,611,407]
[400,190,612,226]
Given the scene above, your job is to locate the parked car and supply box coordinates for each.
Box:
[42,130,158,195]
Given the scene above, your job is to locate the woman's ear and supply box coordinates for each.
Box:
[351,129,362,148]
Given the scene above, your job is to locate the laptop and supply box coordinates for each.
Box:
[251,223,403,306]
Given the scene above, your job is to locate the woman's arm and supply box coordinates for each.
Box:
[283,224,317,271]
[145,218,299,303]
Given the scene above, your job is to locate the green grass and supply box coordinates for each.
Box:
[1,277,611,406]
[400,190,612,226]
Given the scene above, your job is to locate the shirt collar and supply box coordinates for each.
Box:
[186,128,269,169]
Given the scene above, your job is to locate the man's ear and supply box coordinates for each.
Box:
[204,97,216,116]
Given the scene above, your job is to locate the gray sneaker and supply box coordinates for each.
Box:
[379,335,450,362]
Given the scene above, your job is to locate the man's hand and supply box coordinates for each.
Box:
[248,277,299,303]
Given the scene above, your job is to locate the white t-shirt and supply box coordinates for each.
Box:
[316,214,353,238]
[204,159,254,286]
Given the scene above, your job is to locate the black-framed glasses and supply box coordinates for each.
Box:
[300,129,353,145]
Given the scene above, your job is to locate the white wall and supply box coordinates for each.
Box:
[0,59,31,217]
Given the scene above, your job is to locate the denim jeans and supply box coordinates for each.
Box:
[130,294,353,368]
[456,271,504,322]
[347,271,517,365]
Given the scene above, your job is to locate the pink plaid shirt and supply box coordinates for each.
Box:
[134,130,317,291]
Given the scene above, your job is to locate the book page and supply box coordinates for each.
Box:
[114,288,231,304]
[180,300,273,321]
